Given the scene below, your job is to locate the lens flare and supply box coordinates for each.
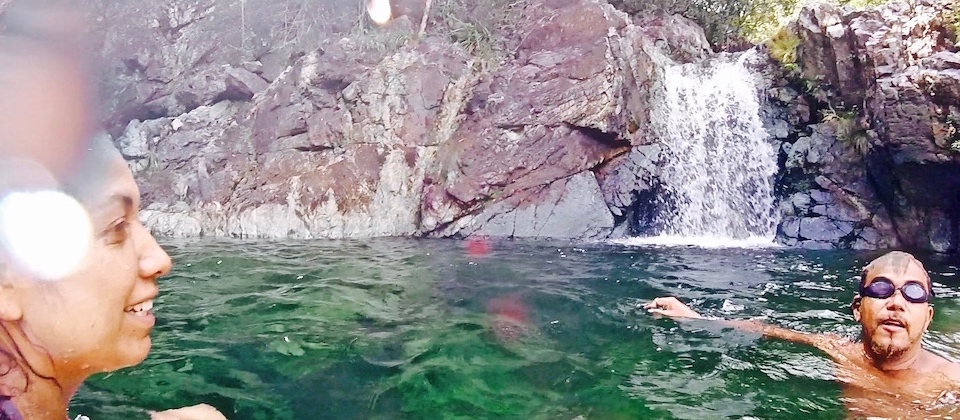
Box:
[0,190,92,280]
[465,236,491,257]
[366,0,392,26]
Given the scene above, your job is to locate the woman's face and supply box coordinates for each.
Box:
[8,151,171,379]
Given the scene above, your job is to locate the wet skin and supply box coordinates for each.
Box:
[0,152,172,420]
[0,3,226,417]
[644,255,960,418]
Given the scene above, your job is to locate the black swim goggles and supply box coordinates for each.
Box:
[860,277,931,304]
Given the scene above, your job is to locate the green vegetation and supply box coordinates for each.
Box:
[432,0,521,69]
[766,24,801,65]
[222,0,522,66]
[933,115,960,153]
[230,0,901,67]
[744,0,889,43]
[354,25,415,54]
[448,21,493,55]
[609,0,890,48]
[822,106,870,155]
[345,0,521,68]
[741,0,806,44]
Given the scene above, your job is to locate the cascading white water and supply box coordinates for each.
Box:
[633,51,779,248]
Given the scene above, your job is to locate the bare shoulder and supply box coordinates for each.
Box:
[913,350,960,384]
[931,352,960,381]
[812,332,851,347]
[791,330,849,350]
[947,362,960,382]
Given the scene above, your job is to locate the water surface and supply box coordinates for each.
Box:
[70,239,960,419]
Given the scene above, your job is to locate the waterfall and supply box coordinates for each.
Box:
[628,51,779,248]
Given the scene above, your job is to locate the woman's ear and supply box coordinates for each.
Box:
[0,266,24,322]
[851,294,862,322]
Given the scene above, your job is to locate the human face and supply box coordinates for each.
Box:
[10,151,171,379]
[853,258,933,362]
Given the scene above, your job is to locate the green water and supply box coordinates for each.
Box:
[69,239,960,419]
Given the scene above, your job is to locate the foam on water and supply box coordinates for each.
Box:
[613,234,781,249]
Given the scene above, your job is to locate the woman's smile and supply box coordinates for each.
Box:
[124,298,156,328]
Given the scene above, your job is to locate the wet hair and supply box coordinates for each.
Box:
[0,397,23,420]
[858,251,934,297]
[0,323,59,404]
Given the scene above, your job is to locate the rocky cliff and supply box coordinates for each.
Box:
[13,0,959,251]
[92,0,680,240]
[765,0,960,251]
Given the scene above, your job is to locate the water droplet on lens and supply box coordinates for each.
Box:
[0,191,92,280]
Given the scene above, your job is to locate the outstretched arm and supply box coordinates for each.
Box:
[643,297,837,351]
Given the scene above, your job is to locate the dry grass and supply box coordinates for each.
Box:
[766,25,801,64]
[946,0,960,47]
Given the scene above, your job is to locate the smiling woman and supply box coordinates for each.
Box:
[0,2,224,420]
[0,143,170,419]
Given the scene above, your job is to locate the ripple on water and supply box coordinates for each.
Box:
[67,238,959,419]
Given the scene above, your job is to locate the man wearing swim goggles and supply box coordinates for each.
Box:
[644,251,960,417]
[859,277,931,303]
[850,252,939,371]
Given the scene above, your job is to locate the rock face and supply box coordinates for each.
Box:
[765,0,960,251]
[99,0,672,239]
[418,1,658,239]
[86,0,359,135]
[29,0,956,250]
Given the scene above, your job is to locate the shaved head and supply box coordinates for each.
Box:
[860,251,932,294]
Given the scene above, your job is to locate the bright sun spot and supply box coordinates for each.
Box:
[367,0,392,26]
[0,190,92,280]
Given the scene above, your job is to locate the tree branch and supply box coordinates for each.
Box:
[418,0,433,36]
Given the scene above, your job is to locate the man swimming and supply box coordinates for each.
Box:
[644,251,960,417]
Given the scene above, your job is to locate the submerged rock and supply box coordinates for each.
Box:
[486,293,535,344]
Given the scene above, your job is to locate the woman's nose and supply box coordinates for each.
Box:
[136,224,172,279]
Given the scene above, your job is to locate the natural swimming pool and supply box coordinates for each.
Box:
[70,239,960,419]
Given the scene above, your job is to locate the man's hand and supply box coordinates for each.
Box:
[149,404,227,420]
[643,297,703,319]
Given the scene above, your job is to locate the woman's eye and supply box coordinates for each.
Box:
[103,220,130,245]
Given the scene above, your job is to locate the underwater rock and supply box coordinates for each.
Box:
[486,293,535,344]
